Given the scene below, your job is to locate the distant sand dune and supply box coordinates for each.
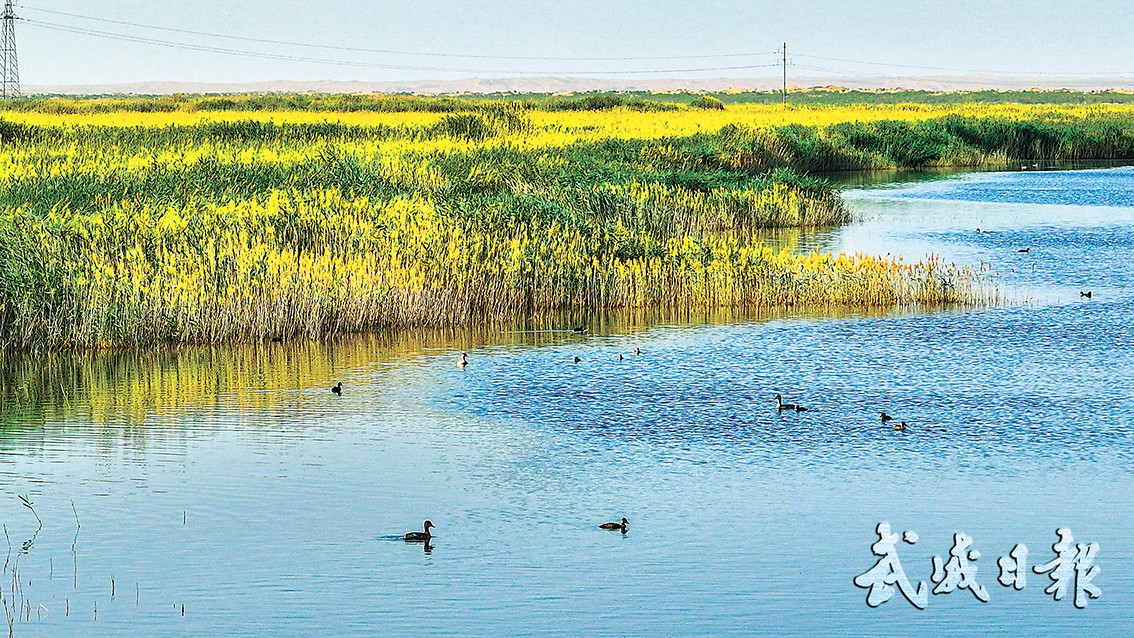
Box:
[25,74,1134,96]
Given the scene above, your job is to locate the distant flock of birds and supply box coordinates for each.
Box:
[330,328,921,546]
[975,228,1093,299]
[773,393,908,431]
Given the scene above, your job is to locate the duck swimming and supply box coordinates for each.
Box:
[880,412,893,423]
[404,520,434,542]
[894,422,908,432]
[573,356,582,363]
[1080,291,1092,299]
[633,348,641,355]
[617,353,625,361]
[600,517,629,533]
[572,326,587,334]
[774,394,807,412]
[1017,247,1031,253]
[331,382,342,396]
[459,352,469,368]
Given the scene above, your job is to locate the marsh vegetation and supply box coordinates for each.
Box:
[7,94,1131,349]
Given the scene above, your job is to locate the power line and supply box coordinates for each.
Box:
[21,6,1128,82]
[24,19,783,76]
[23,6,781,63]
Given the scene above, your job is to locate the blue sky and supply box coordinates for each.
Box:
[13,1,1134,85]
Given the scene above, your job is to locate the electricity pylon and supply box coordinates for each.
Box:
[1,0,18,99]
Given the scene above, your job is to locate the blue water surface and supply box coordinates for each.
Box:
[1,168,1133,636]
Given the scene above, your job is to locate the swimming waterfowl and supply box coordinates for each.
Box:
[617,354,625,361]
[1017,247,1031,253]
[774,394,807,412]
[633,348,641,355]
[331,382,342,396]
[600,517,629,533]
[894,422,908,432]
[572,326,587,334]
[404,520,434,542]
[1080,291,1092,299]
[573,356,582,363]
[880,412,893,423]
[459,352,469,368]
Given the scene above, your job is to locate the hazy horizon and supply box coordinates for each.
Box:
[12,1,1134,89]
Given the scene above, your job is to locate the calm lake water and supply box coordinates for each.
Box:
[2,167,1134,636]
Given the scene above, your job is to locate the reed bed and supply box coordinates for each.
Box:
[8,98,1108,350]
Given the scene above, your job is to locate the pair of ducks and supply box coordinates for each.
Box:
[774,398,908,431]
[403,518,629,542]
[774,394,807,412]
[880,412,909,431]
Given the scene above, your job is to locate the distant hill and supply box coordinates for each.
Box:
[24,74,1134,96]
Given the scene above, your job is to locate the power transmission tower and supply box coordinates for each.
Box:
[1,0,17,99]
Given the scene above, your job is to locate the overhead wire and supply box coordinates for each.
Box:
[19,7,1129,80]
[22,6,781,63]
[23,19,783,75]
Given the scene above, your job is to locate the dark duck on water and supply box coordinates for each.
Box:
[775,394,807,412]
[600,517,629,533]
[404,520,434,542]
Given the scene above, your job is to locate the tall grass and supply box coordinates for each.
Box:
[0,101,1065,350]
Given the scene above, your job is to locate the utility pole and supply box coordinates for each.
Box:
[780,43,789,107]
[1,0,17,100]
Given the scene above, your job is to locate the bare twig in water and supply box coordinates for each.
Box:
[71,501,80,590]
[2,525,11,637]
[2,525,9,575]
[17,494,41,530]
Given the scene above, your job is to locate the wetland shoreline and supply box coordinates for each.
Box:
[6,95,1134,351]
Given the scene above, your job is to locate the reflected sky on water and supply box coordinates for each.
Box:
[1,168,1133,636]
